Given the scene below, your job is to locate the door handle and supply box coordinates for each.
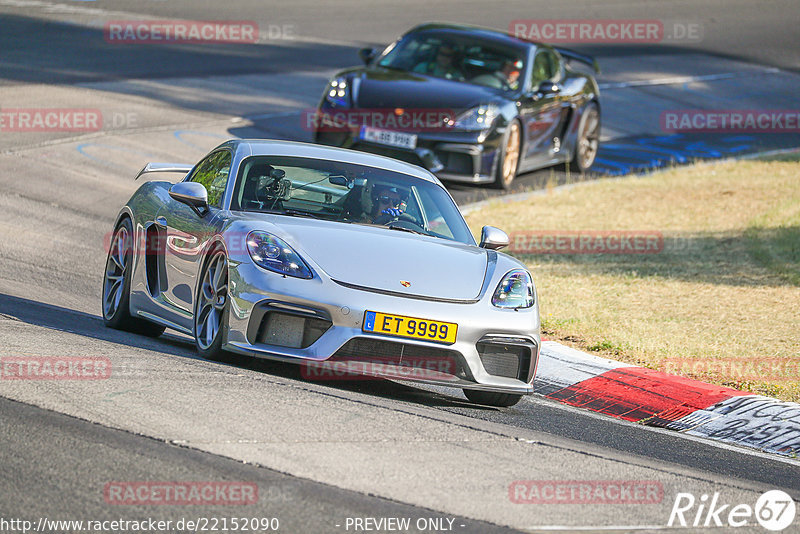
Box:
[155,216,167,227]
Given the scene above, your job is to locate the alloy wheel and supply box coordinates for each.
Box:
[577,108,599,170]
[103,226,129,319]
[195,251,228,350]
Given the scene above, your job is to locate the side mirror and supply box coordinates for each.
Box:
[169,182,209,216]
[359,47,378,65]
[479,226,509,250]
[532,80,560,99]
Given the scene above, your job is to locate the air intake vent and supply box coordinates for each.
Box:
[476,342,529,379]
[258,312,331,349]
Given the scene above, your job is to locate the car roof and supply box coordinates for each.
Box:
[223,139,441,184]
[406,22,536,49]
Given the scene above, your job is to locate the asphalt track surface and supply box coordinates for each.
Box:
[0,395,521,534]
[1,1,799,532]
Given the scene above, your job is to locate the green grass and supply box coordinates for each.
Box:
[466,158,800,401]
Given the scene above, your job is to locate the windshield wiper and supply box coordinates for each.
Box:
[379,64,409,73]
[257,208,322,219]
[282,209,322,219]
[386,224,427,236]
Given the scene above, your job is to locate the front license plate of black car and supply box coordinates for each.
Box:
[360,126,417,149]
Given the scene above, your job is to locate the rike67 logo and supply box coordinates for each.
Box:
[669,490,796,531]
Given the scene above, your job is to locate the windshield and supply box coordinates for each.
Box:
[231,156,475,245]
[378,31,525,91]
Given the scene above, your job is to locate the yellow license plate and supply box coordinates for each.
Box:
[362,311,458,345]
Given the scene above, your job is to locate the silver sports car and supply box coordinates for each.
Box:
[102,140,540,406]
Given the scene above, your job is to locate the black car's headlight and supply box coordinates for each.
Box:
[325,77,350,107]
[453,103,499,131]
[246,231,313,279]
[492,269,534,309]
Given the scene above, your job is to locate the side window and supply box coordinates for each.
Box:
[530,49,559,86]
[189,151,232,208]
[415,187,454,240]
[545,50,561,81]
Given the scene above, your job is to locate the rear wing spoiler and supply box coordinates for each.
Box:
[555,47,600,74]
[134,163,194,180]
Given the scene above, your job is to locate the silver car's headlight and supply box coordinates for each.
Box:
[492,269,534,309]
[325,77,350,107]
[246,231,313,279]
[453,103,499,131]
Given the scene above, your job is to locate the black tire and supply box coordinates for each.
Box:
[569,101,600,173]
[491,119,522,190]
[464,389,523,407]
[102,217,166,338]
[193,247,230,361]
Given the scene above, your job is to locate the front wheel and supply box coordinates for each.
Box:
[194,248,230,361]
[492,120,521,189]
[102,218,165,337]
[463,389,523,407]
[569,101,600,173]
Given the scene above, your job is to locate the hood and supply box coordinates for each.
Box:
[255,216,488,301]
[351,67,504,111]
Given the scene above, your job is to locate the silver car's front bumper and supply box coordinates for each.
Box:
[224,263,539,394]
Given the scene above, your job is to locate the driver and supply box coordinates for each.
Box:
[498,59,522,89]
[471,58,522,90]
[369,184,407,224]
[240,163,275,208]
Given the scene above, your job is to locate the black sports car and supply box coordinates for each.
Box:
[313,23,601,189]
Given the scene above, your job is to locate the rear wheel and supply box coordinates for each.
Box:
[194,248,230,361]
[569,101,600,173]
[463,389,523,407]
[102,218,165,337]
[492,120,521,189]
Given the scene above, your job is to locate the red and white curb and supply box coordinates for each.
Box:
[535,341,800,457]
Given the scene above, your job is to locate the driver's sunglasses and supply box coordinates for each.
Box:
[378,195,402,206]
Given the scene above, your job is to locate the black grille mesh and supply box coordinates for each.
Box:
[331,338,466,378]
[476,342,529,379]
[258,312,331,349]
